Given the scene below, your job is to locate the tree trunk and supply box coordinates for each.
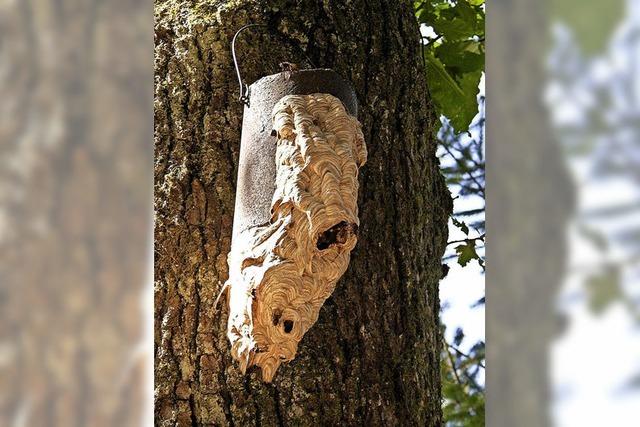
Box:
[154,1,451,425]
[486,1,574,426]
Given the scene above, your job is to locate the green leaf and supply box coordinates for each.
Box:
[423,0,484,41]
[425,52,482,132]
[416,0,484,132]
[435,40,484,75]
[455,240,479,267]
[425,52,465,96]
[452,218,469,235]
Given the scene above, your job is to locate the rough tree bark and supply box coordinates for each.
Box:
[154,1,451,425]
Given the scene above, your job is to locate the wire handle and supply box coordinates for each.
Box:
[232,24,267,105]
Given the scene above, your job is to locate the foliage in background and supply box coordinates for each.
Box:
[415,1,486,425]
[548,0,640,322]
[415,0,485,133]
[437,96,486,427]
[441,326,485,427]
[550,0,624,55]
[547,0,640,403]
[440,96,485,271]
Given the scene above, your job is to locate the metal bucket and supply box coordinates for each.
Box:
[232,68,358,243]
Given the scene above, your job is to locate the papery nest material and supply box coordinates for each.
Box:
[223,93,366,382]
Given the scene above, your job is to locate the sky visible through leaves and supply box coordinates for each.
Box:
[415,1,486,425]
[546,0,640,423]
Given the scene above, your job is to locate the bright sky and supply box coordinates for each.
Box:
[548,1,640,424]
[439,73,486,383]
[551,178,640,426]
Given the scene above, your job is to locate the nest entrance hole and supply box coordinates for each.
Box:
[272,310,294,334]
[316,221,358,250]
[283,320,294,333]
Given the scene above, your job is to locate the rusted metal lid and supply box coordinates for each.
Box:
[247,68,357,115]
[232,69,358,242]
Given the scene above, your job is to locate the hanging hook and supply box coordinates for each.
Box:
[232,23,267,106]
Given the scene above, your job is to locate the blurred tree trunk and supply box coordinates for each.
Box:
[0,0,151,426]
[487,1,574,426]
[154,0,451,425]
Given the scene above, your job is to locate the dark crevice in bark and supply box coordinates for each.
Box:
[272,385,284,427]
[219,367,236,427]
[189,395,198,427]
